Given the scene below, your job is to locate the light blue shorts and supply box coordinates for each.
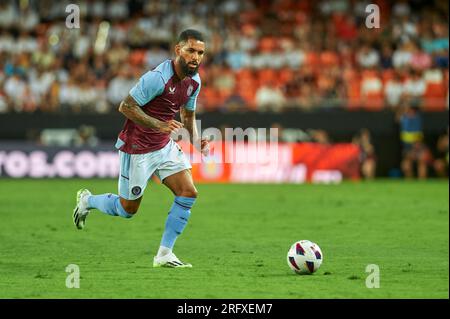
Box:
[118,139,191,200]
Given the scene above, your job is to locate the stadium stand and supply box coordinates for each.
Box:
[0,0,448,114]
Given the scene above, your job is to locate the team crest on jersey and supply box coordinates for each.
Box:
[187,85,193,96]
[131,186,142,196]
[169,87,176,94]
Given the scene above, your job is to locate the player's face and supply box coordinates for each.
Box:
[176,38,205,76]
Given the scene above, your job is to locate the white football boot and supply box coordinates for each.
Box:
[73,189,92,230]
[153,252,192,268]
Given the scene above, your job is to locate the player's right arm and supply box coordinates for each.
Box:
[118,70,183,134]
[118,95,183,134]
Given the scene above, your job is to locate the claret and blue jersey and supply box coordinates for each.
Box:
[115,59,201,154]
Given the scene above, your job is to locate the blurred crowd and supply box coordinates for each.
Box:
[0,0,448,114]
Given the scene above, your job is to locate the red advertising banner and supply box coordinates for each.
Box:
[182,142,360,184]
[291,143,361,182]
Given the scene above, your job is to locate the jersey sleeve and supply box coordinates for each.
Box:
[129,71,165,106]
[184,79,201,112]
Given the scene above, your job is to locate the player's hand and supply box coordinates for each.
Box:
[157,120,184,134]
[200,138,210,156]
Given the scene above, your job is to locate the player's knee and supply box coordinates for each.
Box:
[124,208,138,216]
[123,204,139,215]
[120,198,141,215]
[178,188,198,198]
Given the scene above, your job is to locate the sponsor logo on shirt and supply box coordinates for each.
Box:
[169,87,176,94]
[187,85,193,96]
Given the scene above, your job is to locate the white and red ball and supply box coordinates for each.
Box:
[287,240,323,274]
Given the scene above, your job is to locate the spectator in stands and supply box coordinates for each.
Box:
[317,68,345,108]
[212,65,236,101]
[356,43,380,69]
[59,77,78,112]
[18,7,39,32]
[297,83,319,110]
[385,72,405,108]
[423,22,449,68]
[32,41,56,70]
[393,41,414,69]
[107,65,135,106]
[255,82,286,112]
[284,75,302,109]
[4,55,27,78]
[0,54,5,85]
[4,74,28,111]
[0,88,8,113]
[92,54,109,80]
[72,125,100,148]
[145,46,171,69]
[107,0,129,20]
[410,42,432,71]
[380,43,394,69]
[222,93,247,112]
[403,70,426,108]
[107,41,130,67]
[0,1,17,29]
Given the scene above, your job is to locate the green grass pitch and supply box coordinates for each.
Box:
[0,179,448,299]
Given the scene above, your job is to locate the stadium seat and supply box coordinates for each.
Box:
[423,83,447,110]
[277,68,295,86]
[257,69,277,86]
[128,49,146,66]
[319,51,340,67]
[381,69,395,84]
[423,69,447,110]
[347,79,362,109]
[361,71,384,110]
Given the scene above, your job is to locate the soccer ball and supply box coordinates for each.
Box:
[287,240,323,275]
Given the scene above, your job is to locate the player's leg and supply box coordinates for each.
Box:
[153,140,196,267]
[161,169,198,249]
[87,150,152,217]
[86,193,142,218]
[73,151,152,229]
[153,169,197,268]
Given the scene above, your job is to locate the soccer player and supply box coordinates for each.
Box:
[73,29,209,268]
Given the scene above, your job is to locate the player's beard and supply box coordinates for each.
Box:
[179,56,199,77]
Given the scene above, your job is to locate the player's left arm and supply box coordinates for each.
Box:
[180,108,209,156]
[181,76,209,155]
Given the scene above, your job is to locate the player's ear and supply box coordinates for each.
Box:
[175,44,181,56]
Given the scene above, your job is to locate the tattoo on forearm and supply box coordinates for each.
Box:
[181,108,198,143]
[119,95,161,129]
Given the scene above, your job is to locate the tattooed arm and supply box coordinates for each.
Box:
[180,107,198,143]
[118,95,183,134]
[181,107,209,155]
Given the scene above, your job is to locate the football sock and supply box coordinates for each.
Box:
[157,246,172,257]
[87,193,133,219]
[160,196,195,250]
